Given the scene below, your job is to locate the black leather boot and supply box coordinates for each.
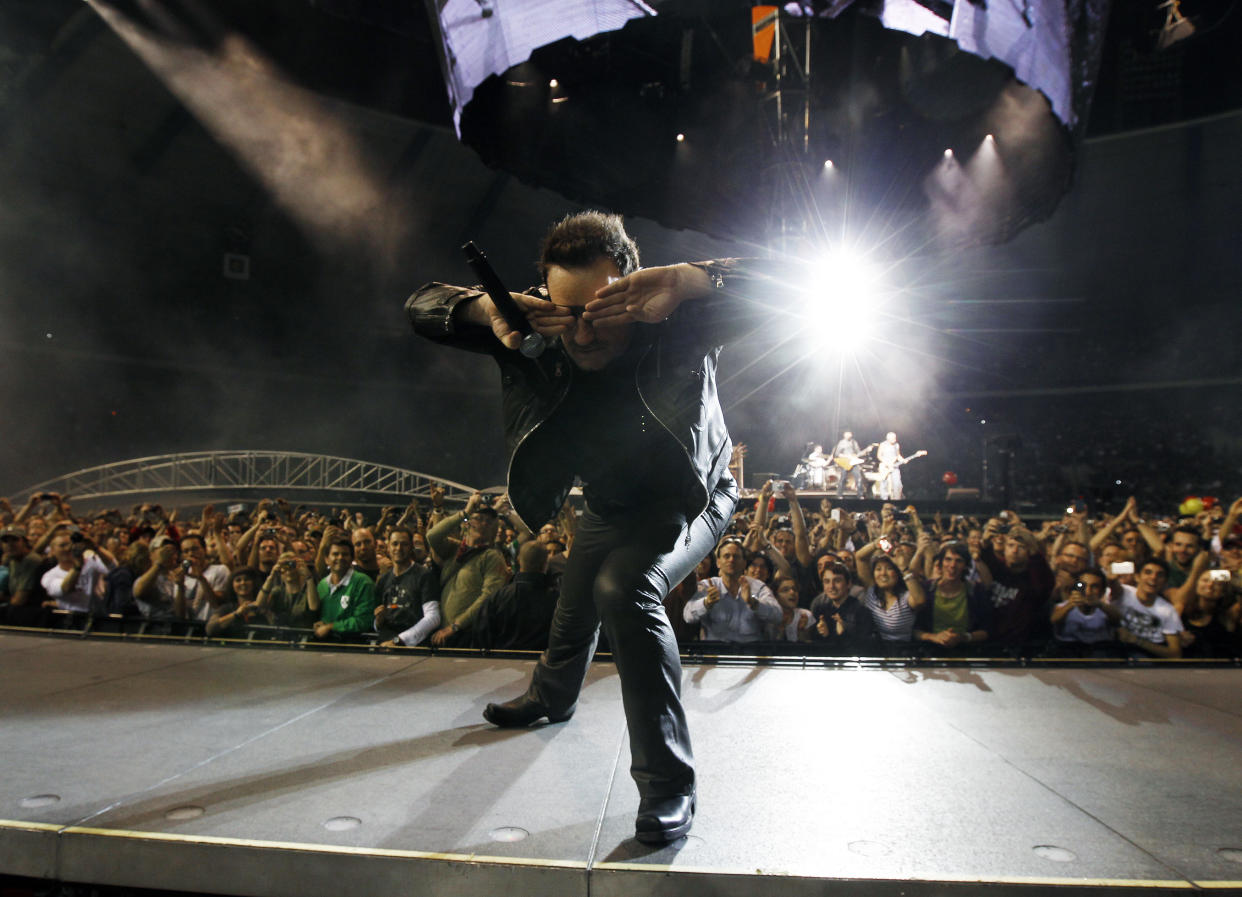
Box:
[635,791,695,844]
[482,695,573,727]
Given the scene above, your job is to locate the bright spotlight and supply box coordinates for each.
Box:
[804,248,885,346]
[823,159,834,169]
[549,78,559,88]
[985,133,995,143]
[943,148,953,158]
[676,133,685,142]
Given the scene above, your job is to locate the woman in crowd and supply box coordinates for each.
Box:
[259,551,318,629]
[769,573,814,642]
[206,568,263,637]
[1180,569,1240,658]
[855,540,926,651]
[745,553,774,590]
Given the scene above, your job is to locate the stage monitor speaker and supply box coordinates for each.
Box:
[946,488,981,500]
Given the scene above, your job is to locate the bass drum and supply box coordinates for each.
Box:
[792,462,840,490]
[804,465,839,490]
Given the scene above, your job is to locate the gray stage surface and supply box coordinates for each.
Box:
[2,632,1242,897]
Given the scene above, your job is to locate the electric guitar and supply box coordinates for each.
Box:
[833,442,878,471]
[875,449,928,478]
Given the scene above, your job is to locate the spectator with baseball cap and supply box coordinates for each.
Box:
[1,524,49,626]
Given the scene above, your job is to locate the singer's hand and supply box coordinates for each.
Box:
[519,293,577,338]
[478,293,572,349]
[475,293,521,350]
[587,264,713,326]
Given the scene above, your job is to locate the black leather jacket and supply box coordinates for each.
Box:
[405,259,768,530]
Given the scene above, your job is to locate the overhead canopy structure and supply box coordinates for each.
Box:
[15,451,478,508]
[426,0,1109,248]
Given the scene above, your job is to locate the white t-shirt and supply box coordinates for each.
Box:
[769,607,814,641]
[1057,605,1113,643]
[1115,585,1183,644]
[202,563,230,594]
[41,555,108,613]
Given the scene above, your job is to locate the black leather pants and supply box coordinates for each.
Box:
[526,473,738,797]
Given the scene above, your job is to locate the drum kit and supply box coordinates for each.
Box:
[791,454,838,491]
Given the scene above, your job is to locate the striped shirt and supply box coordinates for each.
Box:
[863,587,915,642]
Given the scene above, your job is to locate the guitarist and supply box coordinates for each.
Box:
[832,430,871,498]
[875,431,908,500]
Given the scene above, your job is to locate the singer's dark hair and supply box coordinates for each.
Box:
[538,211,639,281]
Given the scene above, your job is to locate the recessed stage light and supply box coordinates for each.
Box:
[489,826,530,842]
[1032,845,1077,862]
[323,816,362,831]
[165,806,205,821]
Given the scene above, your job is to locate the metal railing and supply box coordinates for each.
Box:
[5,614,1237,669]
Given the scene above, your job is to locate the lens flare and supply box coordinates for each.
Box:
[805,248,885,346]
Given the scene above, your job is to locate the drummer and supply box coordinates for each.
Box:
[803,444,830,490]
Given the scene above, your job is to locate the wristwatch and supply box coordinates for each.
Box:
[689,260,726,291]
[391,635,403,646]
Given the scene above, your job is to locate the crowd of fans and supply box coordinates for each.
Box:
[1,485,1240,660]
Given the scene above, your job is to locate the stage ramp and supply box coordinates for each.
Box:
[2,633,1241,896]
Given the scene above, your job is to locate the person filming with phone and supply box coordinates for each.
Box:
[1049,568,1120,657]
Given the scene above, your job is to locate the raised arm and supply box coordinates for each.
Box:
[781,482,814,568]
[911,531,935,583]
[905,504,924,536]
[235,518,262,568]
[314,525,343,581]
[904,570,927,611]
[1133,508,1166,558]
[495,494,532,544]
[753,479,773,534]
[854,540,877,588]
[13,494,40,524]
[1219,497,1242,549]
[426,510,466,563]
[1088,501,1131,553]
[1167,549,1211,615]
[394,498,423,536]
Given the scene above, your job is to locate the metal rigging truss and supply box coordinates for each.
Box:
[14,451,479,506]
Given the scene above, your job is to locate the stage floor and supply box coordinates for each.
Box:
[2,632,1242,896]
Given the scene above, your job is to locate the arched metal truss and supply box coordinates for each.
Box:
[15,451,479,506]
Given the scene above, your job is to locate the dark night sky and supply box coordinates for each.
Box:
[0,1,1239,506]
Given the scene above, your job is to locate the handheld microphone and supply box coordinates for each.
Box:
[462,241,545,359]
